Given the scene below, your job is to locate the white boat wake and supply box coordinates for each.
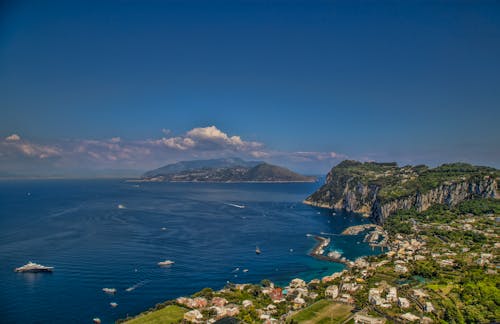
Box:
[125,280,150,292]
[225,203,245,209]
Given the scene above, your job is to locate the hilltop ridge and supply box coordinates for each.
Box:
[305,160,498,223]
[141,158,316,183]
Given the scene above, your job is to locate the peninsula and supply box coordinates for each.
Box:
[140,158,316,183]
[304,160,498,224]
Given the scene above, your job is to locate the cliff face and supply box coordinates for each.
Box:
[305,160,498,224]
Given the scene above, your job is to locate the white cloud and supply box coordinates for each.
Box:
[5,134,21,141]
[0,126,347,175]
[155,137,196,150]
[250,151,270,158]
[149,126,262,152]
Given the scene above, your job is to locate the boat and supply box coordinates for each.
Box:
[255,246,261,255]
[14,261,53,273]
[102,288,117,294]
[110,302,118,308]
[117,204,126,209]
[158,260,175,266]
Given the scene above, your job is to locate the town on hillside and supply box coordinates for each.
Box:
[120,198,499,324]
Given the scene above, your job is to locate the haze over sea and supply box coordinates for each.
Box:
[0,180,377,323]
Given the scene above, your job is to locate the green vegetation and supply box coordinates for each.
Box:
[288,300,353,323]
[307,160,498,209]
[380,198,500,323]
[123,305,187,324]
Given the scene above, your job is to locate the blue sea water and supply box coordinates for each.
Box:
[0,180,378,323]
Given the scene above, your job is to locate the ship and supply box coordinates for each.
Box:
[158,260,175,266]
[15,261,54,273]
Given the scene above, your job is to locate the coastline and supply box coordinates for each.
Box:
[302,199,333,209]
[308,235,351,267]
[120,222,381,323]
[126,179,318,183]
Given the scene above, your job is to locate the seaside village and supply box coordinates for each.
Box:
[171,240,436,324]
[122,200,499,324]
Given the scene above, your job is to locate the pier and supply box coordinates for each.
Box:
[309,236,352,267]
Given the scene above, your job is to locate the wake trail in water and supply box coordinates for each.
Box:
[125,280,150,292]
[225,203,246,209]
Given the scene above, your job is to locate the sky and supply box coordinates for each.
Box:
[1,0,499,177]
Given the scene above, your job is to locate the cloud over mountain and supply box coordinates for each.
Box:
[0,126,345,176]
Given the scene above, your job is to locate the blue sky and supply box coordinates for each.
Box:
[1,0,499,176]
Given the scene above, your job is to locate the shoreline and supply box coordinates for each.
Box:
[308,235,352,267]
[302,199,333,209]
[126,179,318,183]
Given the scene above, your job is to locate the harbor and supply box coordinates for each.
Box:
[308,235,351,267]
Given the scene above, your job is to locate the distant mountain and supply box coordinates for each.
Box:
[141,158,316,182]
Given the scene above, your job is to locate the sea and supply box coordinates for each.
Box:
[0,179,378,323]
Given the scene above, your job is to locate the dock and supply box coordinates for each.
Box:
[309,235,352,267]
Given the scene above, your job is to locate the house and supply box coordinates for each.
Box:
[290,278,306,288]
[325,285,339,299]
[368,288,383,306]
[438,259,454,267]
[184,309,203,323]
[242,300,253,308]
[398,297,410,309]
[293,297,306,309]
[211,297,228,307]
[342,282,360,293]
[424,302,435,313]
[412,289,428,299]
[338,293,354,304]
[400,313,420,322]
[270,288,284,302]
[394,264,408,273]
[386,287,397,302]
[191,297,208,308]
[210,306,227,318]
[225,306,239,317]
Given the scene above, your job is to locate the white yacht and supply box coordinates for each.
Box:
[15,261,54,273]
[158,260,175,266]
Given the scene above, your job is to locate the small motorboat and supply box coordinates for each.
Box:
[110,302,118,308]
[102,288,117,294]
[255,246,261,255]
[158,260,175,267]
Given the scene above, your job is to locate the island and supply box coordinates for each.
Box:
[119,160,499,324]
[139,158,317,183]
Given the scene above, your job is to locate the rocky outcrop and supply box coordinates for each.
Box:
[304,160,498,224]
[371,178,497,223]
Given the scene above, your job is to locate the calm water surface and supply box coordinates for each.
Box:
[0,180,377,323]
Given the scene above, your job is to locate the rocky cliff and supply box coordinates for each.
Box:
[304,160,498,224]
